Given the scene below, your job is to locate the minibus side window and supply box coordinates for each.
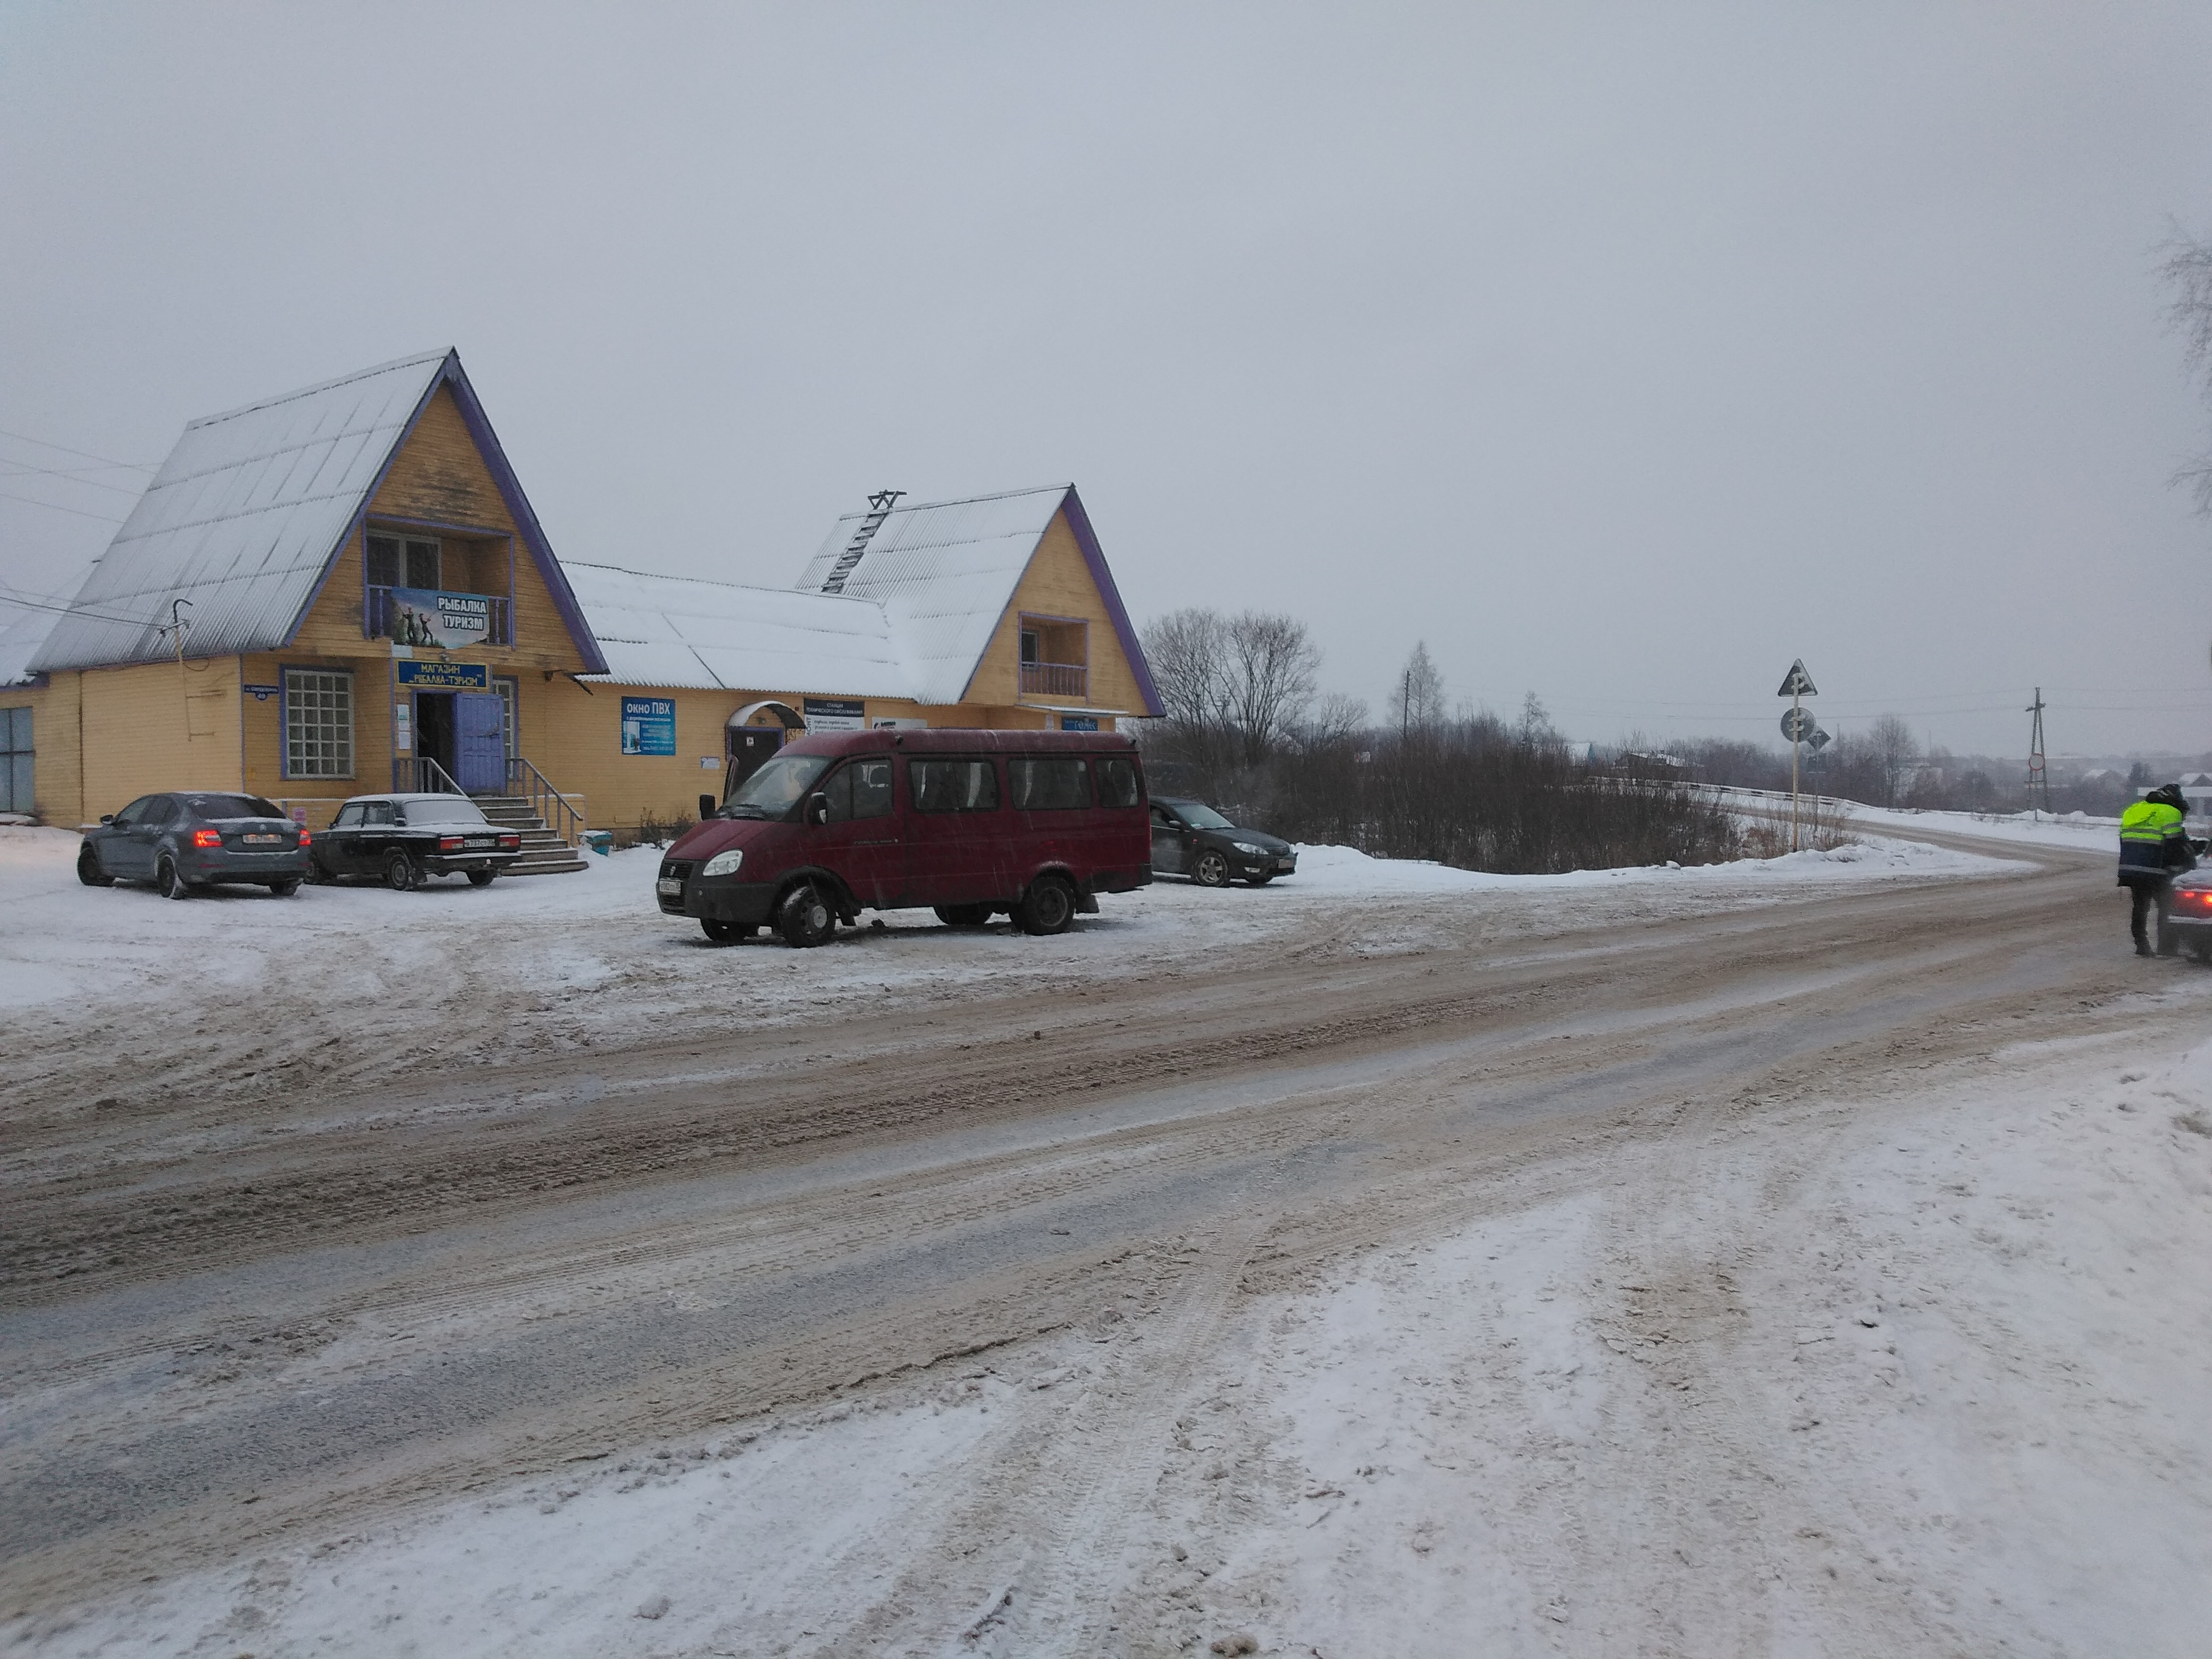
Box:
[850,758,893,818]
[1010,756,1092,810]
[1096,757,1141,809]
[910,758,1000,812]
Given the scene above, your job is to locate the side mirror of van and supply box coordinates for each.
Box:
[699,794,717,822]
[805,792,830,827]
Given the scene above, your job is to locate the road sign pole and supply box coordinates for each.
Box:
[1791,685,1801,852]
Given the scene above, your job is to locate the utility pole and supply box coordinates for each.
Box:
[2026,688,2050,815]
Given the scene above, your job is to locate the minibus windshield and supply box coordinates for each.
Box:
[721,753,833,818]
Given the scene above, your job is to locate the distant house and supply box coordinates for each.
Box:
[2181,772,2212,817]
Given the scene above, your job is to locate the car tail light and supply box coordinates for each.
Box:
[499,833,520,849]
[438,835,465,852]
[295,828,309,844]
[191,828,222,848]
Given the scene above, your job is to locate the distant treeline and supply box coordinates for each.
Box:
[1137,609,1739,872]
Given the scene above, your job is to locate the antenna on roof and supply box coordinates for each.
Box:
[820,489,904,594]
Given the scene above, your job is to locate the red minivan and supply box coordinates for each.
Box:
[656,729,1153,946]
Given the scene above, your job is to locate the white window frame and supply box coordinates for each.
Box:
[366,532,441,591]
[282,667,355,780]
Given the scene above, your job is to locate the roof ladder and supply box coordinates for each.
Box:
[820,490,904,593]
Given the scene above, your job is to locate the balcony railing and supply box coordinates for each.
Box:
[365,585,513,646]
[1020,660,1087,699]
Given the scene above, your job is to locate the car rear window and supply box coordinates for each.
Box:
[1010,757,1092,811]
[910,758,1000,813]
[1096,757,1141,809]
[186,794,283,819]
[399,797,489,825]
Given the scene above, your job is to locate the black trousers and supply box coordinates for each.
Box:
[2125,879,2173,949]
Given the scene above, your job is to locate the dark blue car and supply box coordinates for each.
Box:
[78,791,310,899]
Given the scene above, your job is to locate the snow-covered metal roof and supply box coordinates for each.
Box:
[790,484,1162,714]
[0,602,55,687]
[27,349,608,677]
[792,486,1071,706]
[565,563,914,698]
[31,353,448,672]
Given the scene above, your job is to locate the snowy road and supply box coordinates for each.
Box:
[5,824,2211,1654]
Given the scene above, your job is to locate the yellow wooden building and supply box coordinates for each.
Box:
[2,351,1161,844]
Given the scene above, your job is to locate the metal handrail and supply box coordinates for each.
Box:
[392,756,466,794]
[508,755,585,846]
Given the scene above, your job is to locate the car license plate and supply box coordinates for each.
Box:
[657,877,682,896]
[244,833,282,844]
[466,837,492,849]
[1276,857,1295,869]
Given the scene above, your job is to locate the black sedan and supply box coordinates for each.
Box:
[1149,797,1297,887]
[309,793,522,891]
[78,791,311,899]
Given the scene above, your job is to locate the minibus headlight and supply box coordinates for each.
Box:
[701,849,743,878]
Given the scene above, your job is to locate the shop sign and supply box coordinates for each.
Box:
[1059,715,1099,732]
[397,660,491,691]
[388,586,493,648]
[621,697,677,756]
[803,697,867,733]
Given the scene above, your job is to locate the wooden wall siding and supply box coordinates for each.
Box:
[0,675,86,826]
[963,510,1147,714]
[76,659,244,816]
[290,388,591,676]
[526,680,1094,831]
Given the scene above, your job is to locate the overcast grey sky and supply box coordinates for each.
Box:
[4,3,2209,758]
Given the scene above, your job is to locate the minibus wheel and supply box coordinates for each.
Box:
[934,903,993,927]
[700,918,755,943]
[778,884,836,948]
[1017,874,1077,936]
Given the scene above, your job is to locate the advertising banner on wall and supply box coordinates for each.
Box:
[621,696,677,756]
[802,697,867,733]
[389,587,492,649]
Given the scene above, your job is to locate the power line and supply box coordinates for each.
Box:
[0,458,146,497]
[0,586,168,631]
[0,489,128,524]
[0,428,155,472]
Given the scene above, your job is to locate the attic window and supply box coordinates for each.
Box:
[367,533,440,591]
[1020,629,1041,665]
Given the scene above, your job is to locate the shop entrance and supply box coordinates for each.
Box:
[410,691,506,793]
[416,692,456,781]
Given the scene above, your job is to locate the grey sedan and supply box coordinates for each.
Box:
[78,792,310,899]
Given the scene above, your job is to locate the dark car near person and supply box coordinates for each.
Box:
[77,791,311,899]
[308,793,522,891]
[1149,796,1297,887]
[2161,839,2212,962]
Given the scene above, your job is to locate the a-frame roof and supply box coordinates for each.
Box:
[31,350,605,674]
[791,484,1162,713]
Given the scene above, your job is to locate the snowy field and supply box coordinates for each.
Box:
[0,823,2017,1046]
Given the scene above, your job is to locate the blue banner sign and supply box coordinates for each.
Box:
[396,660,490,691]
[621,696,677,756]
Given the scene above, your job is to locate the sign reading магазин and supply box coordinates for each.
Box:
[396,660,491,691]
[803,697,867,734]
[388,587,493,649]
[621,697,677,756]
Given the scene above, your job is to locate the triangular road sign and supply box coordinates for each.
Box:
[1777,659,1817,698]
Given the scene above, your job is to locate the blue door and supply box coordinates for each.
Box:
[455,692,507,794]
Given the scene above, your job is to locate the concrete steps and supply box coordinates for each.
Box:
[470,794,589,876]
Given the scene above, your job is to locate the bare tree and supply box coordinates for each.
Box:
[1389,641,1447,736]
[1220,610,1319,767]
[1297,690,1370,747]
[1867,713,1922,807]
[2161,224,2212,513]
[1140,607,1230,760]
